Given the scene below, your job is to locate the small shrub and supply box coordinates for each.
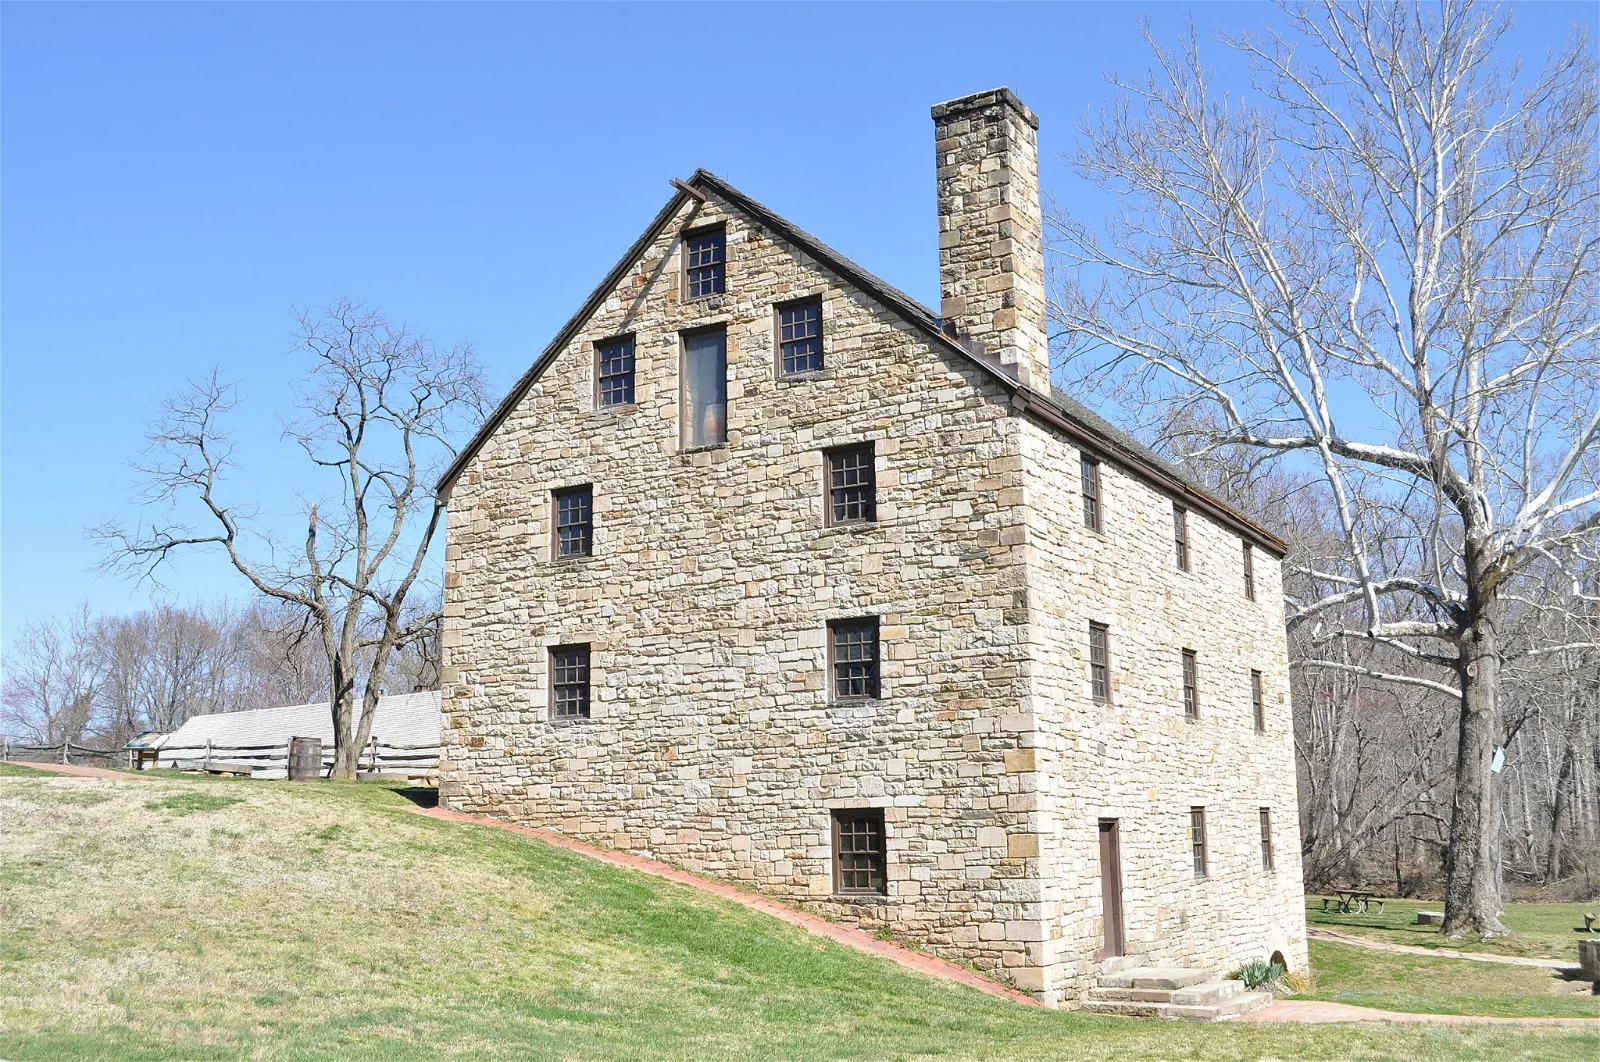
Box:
[1234,959,1286,990]
[1283,969,1311,993]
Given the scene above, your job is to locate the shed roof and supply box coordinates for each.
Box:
[156,690,442,751]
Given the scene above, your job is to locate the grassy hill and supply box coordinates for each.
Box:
[2,763,1595,1061]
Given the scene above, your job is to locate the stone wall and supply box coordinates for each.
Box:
[440,192,1052,986]
[1017,417,1310,1001]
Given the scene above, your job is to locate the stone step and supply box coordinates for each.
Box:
[1171,978,1246,1005]
[1081,999,1172,1019]
[1169,990,1274,1022]
[1086,986,1181,1004]
[1096,966,1213,991]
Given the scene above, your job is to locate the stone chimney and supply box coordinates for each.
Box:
[932,88,1050,391]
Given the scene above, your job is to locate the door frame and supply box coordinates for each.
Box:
[1098,818,1126,959]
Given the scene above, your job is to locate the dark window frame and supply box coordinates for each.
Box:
[682,225,726,300]
[595,335,636,409]
[1089,622,1111,705]
[552,485,594,560]
[1174,504,1191,572]
[1259,807,1275,872]
[1251,669,1265,732]
[680,325,729,450]
[1182,649,1199,720]
[1081,456,1103,533]
[1190,806,1209,878]
[825,443,876,526]
[832,807,888,896]
[776,297,824,377]
[549,644,591,721]
[828,617,881,701]
[1243,542,1256,601]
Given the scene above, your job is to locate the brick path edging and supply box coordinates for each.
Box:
[415,804,1042,1007]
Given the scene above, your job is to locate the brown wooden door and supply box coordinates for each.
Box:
[1098,819,1125,958]
[288,736,323,781]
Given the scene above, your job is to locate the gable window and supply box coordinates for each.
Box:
[1181,649,1199,719]
[684,227,725,299]
[778,299,823,375]
[682,328,728,448]
[1190,807,1208,877]
[596,336,635,408]
[1089,622,1111,704]
[1251,669,1265,732]
[549,644,591,720]
[553,486,593,558]
[825,443,876,525]
[1174,505,1191,571]
[829,617,880,700]
[1259,807,1275,871]
[832,808,887,895]
[1243,542,1256,600]
[1081,457,1102,532]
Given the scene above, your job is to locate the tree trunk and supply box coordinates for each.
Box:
[1441,598,1510,939]
[1545,739,1574,883]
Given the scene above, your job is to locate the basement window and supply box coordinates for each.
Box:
[778,298,824,375]
[832,808,887,895]
[684,227,726,299]
[549,644,591,721]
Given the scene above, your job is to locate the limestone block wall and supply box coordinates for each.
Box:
[439,192,1052,985]
[1016,417,1309,1002]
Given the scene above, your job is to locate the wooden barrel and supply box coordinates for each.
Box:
[287,736,323,781]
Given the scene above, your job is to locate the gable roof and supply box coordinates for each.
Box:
[438,170,1287,558]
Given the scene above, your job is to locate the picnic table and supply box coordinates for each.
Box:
[1322,891,1385,914]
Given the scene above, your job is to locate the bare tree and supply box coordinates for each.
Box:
[97,301,486,777]
[1051,1,1599,936]
[1,603,109,745]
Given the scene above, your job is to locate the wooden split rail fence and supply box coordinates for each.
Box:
[1,736,440,778]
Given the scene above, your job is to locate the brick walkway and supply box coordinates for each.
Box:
[1241,999,1600,1025]
[1309,927,1582,971]
[416,804,1041,1007]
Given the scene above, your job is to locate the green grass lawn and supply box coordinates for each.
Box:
[2,765,1596,1062]
[1307,895,1596,961]
[1303,940,1600,1018]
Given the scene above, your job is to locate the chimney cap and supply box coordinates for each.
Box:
[930,87,1039,130]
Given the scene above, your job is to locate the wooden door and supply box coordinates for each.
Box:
[288,736,323,781]
[1098,819,1125,958]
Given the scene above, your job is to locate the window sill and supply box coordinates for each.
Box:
[551,553,597,566]
[777,368,829,383]
[548,715,598,728]
[830,891,890,904]
[824,519,880,534]
[593,401,637,415]
[680,442,731,456]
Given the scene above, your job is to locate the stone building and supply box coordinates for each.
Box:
[436,88,1308,1006]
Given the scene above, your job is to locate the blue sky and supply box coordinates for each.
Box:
[3,1,1593,648]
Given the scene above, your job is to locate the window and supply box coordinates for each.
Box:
[1243,542,1256,600]
[832,808,887,895]
[1081,457,1102,532]
[825,444,875,525]
[553,486,593,558]
[596,336,635,408]
[1251,669,1265,732]
[1089,622,1111,704]
[549,644,591,720]
[829,617,880,700]
[1190,807,1208,877]
[1174,505,1191,571]
[1182,649,1199,719]
[1259,807,1275,871]
[682,328,727,448]
[684,227,725,299]
[778,299,823,375]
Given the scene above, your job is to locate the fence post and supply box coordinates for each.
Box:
[62,741,69,765]
[3,736,8,761]
[204,739,212,772]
